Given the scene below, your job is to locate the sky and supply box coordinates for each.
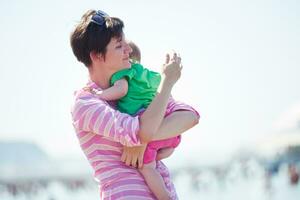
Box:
[0,0,300,165]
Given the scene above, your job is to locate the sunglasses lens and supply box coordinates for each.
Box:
[91,10,109,26]
[96,10,108,17]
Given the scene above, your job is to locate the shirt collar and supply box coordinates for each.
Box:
[86,79,102,90]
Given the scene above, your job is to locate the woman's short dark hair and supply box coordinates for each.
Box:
[70,10,124,67]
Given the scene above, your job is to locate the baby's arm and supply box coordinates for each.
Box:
[93,79,128,101]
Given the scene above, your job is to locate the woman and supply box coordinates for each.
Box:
[70,10,199,199]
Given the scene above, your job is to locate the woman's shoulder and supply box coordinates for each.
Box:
[71,89,112,122]
[72,88,108,109]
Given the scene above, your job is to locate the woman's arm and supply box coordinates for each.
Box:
[120,78,176,168]
[121,53,182,168]
[138,53,182,143]
[121,104,199,167]
[121,109,199,168]
[152,110,199,141]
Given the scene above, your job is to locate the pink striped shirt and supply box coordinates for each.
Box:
[71,81,199,199]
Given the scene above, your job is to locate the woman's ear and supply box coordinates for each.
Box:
[90,51,104,63]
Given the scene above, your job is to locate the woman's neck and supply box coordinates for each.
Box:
[89,66,114,89]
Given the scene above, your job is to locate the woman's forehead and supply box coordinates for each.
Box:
[109,37,124,46]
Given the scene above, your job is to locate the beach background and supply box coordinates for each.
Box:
[1,0,300,199]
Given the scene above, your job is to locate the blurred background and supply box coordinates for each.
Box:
[0,0,299,199]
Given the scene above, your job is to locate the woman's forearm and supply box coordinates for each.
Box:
[139,53,182,143]
[152,111,199,141]
[139,79,173,143]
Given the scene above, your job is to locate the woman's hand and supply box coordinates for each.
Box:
[161,52,182,86]
[121,144,147,168]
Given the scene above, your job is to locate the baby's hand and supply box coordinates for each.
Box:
[83,86,92,93]
[83,87,99,95]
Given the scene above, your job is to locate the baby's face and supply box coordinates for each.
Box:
[129,56,140,63]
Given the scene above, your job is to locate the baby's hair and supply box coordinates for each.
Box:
[128,41,141,63]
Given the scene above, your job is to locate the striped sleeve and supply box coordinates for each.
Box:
[72,94,141,147]
[165,97,200,117]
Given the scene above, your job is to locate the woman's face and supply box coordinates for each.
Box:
[103,35,132,72]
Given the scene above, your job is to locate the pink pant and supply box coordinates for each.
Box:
[143,135,181,164]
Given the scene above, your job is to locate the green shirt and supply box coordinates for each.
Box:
[110,63,161,115]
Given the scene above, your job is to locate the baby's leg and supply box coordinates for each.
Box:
[139,161,171,200]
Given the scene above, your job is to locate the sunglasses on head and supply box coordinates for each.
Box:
[90,10,109,27]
